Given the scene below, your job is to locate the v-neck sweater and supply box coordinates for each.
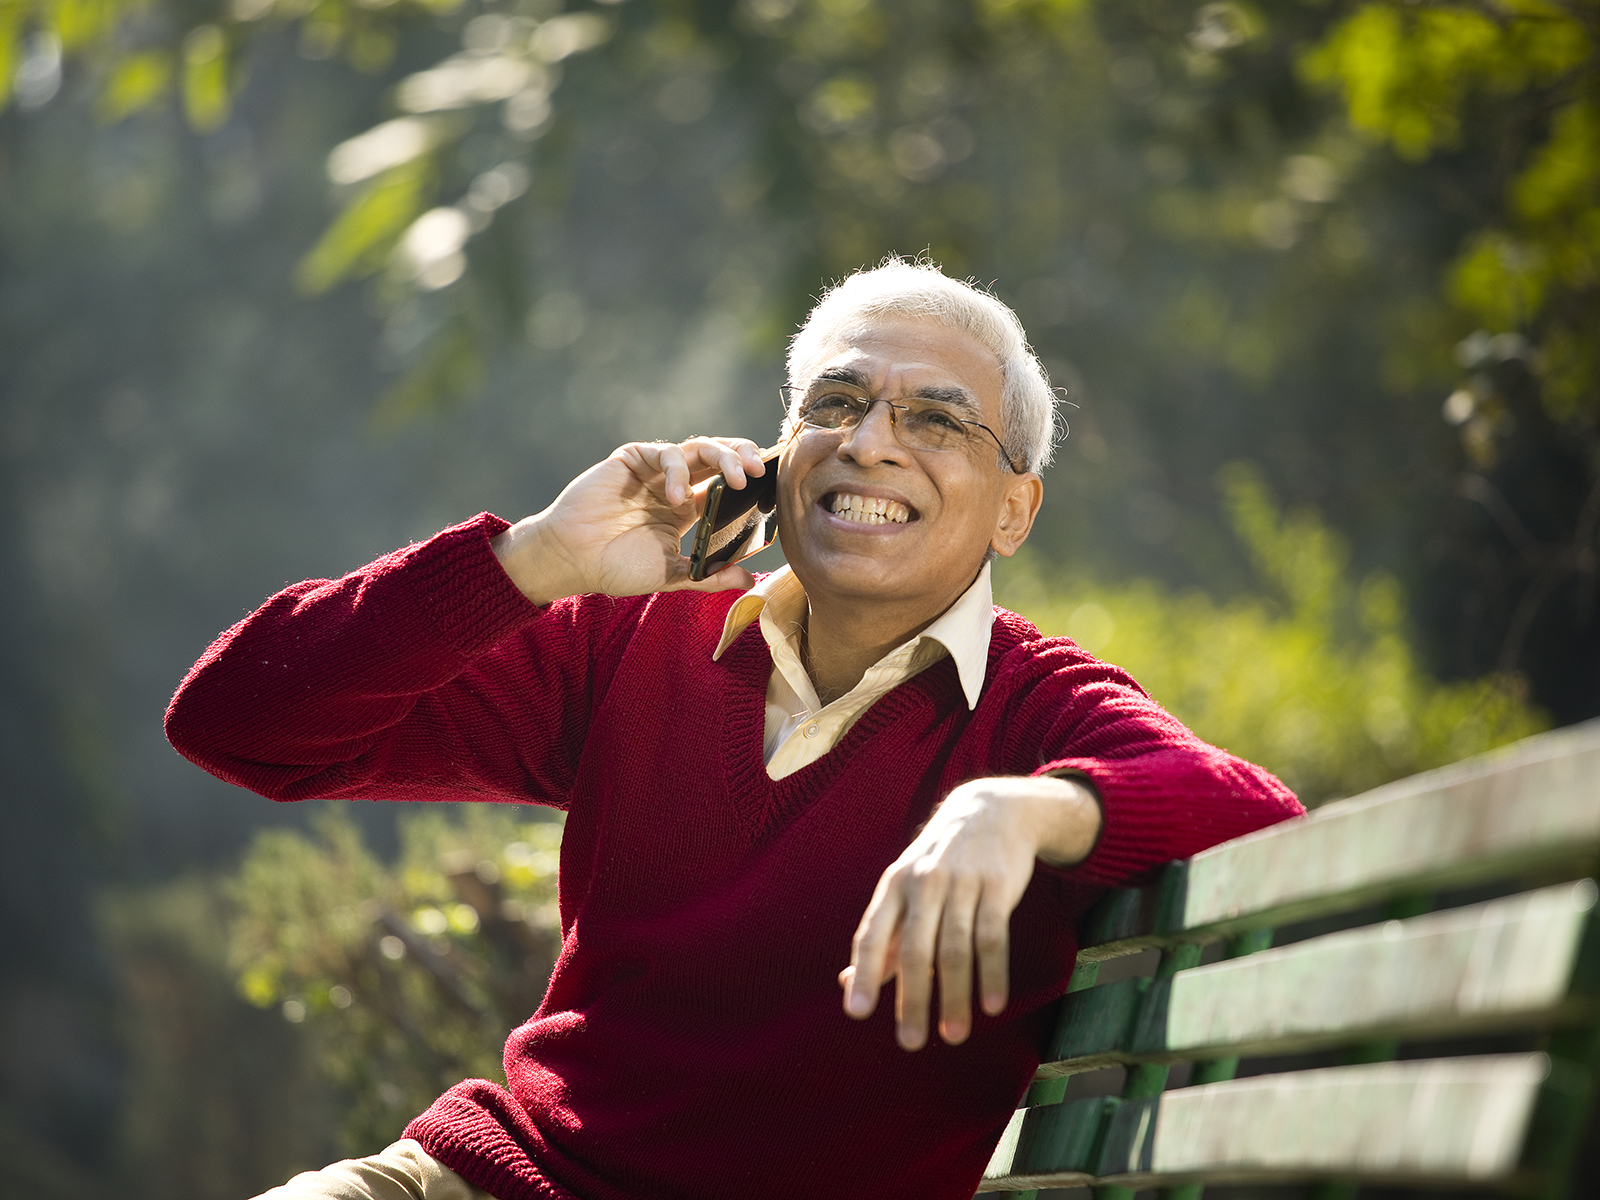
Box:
[166,514,1302,1200]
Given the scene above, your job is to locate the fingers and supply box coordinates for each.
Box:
[843,878,904,1023]
[620,438,764,508]
[663,561,756,595]
[846,859,969,1052]
[935,875,982,1045]
[893,876,945,1051]
[842,780,1054,1052]
[974,888,1012,1019]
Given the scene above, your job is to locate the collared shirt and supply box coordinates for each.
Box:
[712,562,995,780]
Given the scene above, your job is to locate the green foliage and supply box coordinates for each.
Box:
[227,806,564,1151]
[182,25,231,132]
[0,0,453,115]
[22,0,1599,455]
[97,49,174,122]
[296,158,438,295]
[1301,3,1587,161]
[1304,1,1599,434]
[997,464,1549,804]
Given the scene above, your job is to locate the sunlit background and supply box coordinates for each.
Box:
[2,0,1597,1194]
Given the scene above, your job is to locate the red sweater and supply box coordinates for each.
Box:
[165,514,1301,1200]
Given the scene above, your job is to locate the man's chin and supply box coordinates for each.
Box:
[789,548,928,605]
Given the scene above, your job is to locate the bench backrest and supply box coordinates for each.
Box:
[982,718,1600,1198]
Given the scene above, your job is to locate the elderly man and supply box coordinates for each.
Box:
[166,259,1300,1200]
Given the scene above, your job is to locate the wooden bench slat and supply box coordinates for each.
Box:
[1120,1053,1550,1184]
[1183,719,1600,935]
[1041,882,1598,1079]
[1146,880,1598,1058]
[1074,719,1600,962]
[989,1054,1551,1190]
[979,726,1600,1197]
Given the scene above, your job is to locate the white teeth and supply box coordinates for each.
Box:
[828,493,910,524]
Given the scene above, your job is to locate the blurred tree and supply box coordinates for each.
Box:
[12,0,1592,716]
[3,0,1595,1188]
[226,805,564,1151]
[1300,0,1600,732]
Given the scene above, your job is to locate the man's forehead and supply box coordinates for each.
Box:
[802,319,1003,393]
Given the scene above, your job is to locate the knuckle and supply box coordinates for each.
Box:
[938,945,970,971]
[912,861,950,888]
[899,945,932,973]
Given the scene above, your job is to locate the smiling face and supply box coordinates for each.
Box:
[775,316,1044,631]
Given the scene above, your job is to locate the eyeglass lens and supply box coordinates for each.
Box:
[797,383,978,455]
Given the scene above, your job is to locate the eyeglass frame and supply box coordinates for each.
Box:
[778,380,1027,476]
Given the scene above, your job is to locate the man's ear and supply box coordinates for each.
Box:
[990,472,1044,558]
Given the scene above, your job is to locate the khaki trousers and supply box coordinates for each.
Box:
[252,1139,496,1200]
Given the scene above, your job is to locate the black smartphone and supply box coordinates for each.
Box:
[687,447,782,581]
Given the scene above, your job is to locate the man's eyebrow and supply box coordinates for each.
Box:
[910,385,982,416]
[812,367,873,389]
[807,370,983,416]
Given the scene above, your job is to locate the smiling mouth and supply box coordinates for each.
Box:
[826,492,914,525]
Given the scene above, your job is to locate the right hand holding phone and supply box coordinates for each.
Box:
[490,437,768,605]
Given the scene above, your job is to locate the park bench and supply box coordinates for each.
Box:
[980,717,1600,1197]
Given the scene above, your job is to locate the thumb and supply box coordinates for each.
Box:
[663,561,757,594]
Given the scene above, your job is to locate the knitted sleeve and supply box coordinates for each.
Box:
[991,621,1304,889]
[164,513,641,808]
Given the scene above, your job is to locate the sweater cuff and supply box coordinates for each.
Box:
[388,512,541,660]
[1027,764,1105,877]
[1031,756,1168,889]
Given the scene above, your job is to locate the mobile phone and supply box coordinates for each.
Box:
[687,447,782,581]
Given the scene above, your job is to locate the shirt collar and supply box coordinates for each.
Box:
[712,561,995,711]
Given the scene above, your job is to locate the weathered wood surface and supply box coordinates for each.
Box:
[1078,718,1600,960]
[1102,1053,1551,1186]
[1157,880,1597,1057]
[1185,719,1600,932]
[1036,881,1597,1080]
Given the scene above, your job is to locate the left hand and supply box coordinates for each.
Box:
[840,775,1101,1051]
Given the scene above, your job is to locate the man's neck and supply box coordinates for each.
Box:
[799,576,975,702]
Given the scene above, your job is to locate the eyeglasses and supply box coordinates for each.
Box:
[780,378,1025,474]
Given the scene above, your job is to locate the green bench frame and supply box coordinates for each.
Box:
[981,718,1600,1197]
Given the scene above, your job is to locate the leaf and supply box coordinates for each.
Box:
[296,158,433,294]
[183,24,230,131]
[1447,230,1548,329]
[1513,99,1600,225]
[1217,461,1346,624]
[50,0,121,52]
[97,49,172,121]
[225,806,563,1150]
[0,2,23,111]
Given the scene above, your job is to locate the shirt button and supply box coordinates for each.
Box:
[803,723,820,739]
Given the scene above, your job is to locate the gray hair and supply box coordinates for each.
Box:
[785,258,1058,473]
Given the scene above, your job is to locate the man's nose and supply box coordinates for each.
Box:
[836,399,904,465]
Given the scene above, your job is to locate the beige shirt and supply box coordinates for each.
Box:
[713,562,996,780]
